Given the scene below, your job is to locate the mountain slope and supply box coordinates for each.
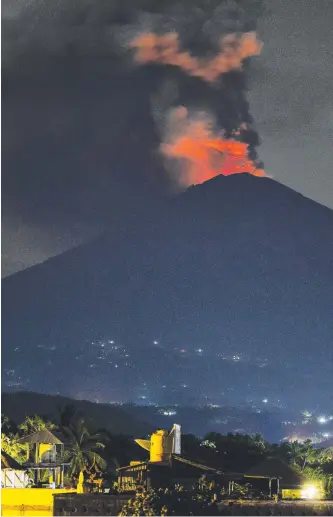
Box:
[2,175,333,408]
[1,391,153,436]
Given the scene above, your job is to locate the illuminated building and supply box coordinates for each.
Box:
[17,429,69,488]
[117,424,229,491]
[1,430,75,516]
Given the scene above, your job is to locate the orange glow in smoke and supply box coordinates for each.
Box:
[161,107,265,186]
[130,31,262,82]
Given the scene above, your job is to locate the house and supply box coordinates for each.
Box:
[1,451,29,488]
[17,428,70,488]
[244,457,305,498]
[2,431,76,516]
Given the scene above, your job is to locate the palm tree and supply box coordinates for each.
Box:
[287,440,304,466]
[64,419,106,481]
[285,439,318,469]
[251,433,267,451]
[319,447,333,464]
[299,439,319,469]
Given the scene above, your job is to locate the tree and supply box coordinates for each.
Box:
[1,414,17,435]
[64,418,106,480]
[287,440,304,467]
[285,439,319,469]
[1,432,26,463]
[319,447,333,464]
[97,430,136,476]
[295,465,331,499]
[299,440,319,469]
[250,433,267,451]
[1,414,26,463]
[19,415,55,435]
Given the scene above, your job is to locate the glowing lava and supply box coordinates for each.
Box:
[161,107,265,187]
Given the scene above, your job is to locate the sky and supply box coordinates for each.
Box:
[2,0,333,277]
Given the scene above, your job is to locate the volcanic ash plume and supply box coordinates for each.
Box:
[130,27,265,185]
[161,107,265,188]
[130,31,262,82]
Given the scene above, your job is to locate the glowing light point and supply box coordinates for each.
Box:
[262,399,268,404]
[317,416,327,424]
[301,484,320,500]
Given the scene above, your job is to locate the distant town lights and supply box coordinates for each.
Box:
[162,410,177,416]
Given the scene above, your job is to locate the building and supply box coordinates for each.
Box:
[1,450,29,488]
[244,457,306,499]
[117,424,239,492]
[17,428,69,488]
[118,455,221,492]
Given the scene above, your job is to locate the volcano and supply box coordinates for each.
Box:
[2,174,333,409]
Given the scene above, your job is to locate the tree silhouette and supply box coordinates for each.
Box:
[64,418,106,479]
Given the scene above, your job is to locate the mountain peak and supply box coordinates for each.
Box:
[2,174,333,409]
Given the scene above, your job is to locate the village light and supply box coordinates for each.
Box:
[300,484,319,500]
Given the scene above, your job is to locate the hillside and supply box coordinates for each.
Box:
[1,391,152,437]
[1,390,285,441]
[2,174,333,409]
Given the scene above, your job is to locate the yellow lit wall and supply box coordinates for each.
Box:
[282,488,302,499]
[1,488,76,516]
[38,443,53,462]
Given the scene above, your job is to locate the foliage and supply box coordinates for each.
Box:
[19,415,56,435]
[1,414,16,434]
[96,430,134,475]
[191,432,268,472]
[294,464,333,499]
[319,447,333,464]
[284,439,321,469]
[119,481,220,516]
[63,418,106,479]
[1,432,26,463]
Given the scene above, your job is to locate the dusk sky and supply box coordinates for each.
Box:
[2,0,333,277]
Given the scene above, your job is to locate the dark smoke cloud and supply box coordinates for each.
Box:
[2,0,264,63]
[2,0,265,274]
